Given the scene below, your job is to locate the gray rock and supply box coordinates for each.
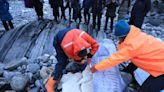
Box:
[0,63,5,69]
[3,71,22,80]
[42,63,48,67]
[0,77,8,89]
[148,18,163,26]
[40,66,54,80]
[0,69,4,76]
[27,59,38,64]
[49,55,58,64]
[4,57,27,71]
[24,72,33,82]
[121,72,133,85]
[27,87,39,92]
[17,66,22,72]
[4,90,16,92]
[22,65,27,70]
[35,80,41,88]
[51,64,56,68]
[26,63,40,74]
[37,54,50,63]
[10,75,29,92]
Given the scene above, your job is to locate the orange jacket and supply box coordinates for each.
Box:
[61,29,99,60]
[94,25,164,77]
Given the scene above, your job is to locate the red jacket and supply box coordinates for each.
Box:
[61,29,99,60]
[94,25,164,77]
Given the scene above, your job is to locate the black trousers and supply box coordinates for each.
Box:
[34,4,43,17]
[59,4,66,20]
[92,13,102,30]
[139,74,164,92]
[64,1,72,21]
[84,10,90,24]
[52,7,59,21]
[104,16,114,31]
[2,21,14,31]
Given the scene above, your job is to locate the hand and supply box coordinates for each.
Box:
[87,58,91,64]
[45,77,56,92]
[90,66,97,73]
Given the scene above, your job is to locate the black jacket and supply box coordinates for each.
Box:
[106,2,119,17]
[131,0,151,17]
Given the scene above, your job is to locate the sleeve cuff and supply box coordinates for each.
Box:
[87,53,93,58]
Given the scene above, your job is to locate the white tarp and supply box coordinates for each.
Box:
[91,39,126,92]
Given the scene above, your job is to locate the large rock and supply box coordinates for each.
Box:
[24,72,33,82]
[3,71,22,80]
[0,63,5,69]
[10,75,29,92]
[27,87,39,92]
[26,63,40,74]
[0,69,4,76]
[40,66,54,80]
[4,57,27,71]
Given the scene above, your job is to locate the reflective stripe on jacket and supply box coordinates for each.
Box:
[94,25,164,77]
[61,29,99,60]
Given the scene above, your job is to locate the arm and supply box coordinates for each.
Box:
[93,47,133,71]
[82,32,99,56]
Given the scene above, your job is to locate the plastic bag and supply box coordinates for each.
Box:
[91,39,126,92]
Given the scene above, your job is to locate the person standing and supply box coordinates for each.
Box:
[92,0,103,30]
[117,0,131,20]
[104,0,118,32]
[0,0,14,31]
[82,0,93,25]
[65,0,73,22]
[58,0,67,20]
[31,0,44,20]
[49,0,59,22]
[72,0,82,27]
[129,0,151,29]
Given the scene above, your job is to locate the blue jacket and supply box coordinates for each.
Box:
[0,0,13,21]
[53,27,73,80]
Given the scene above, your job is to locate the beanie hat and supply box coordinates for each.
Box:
[114,20,130,37]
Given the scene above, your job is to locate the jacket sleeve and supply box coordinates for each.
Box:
[94,47,133,71]
[82,32,99,56]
